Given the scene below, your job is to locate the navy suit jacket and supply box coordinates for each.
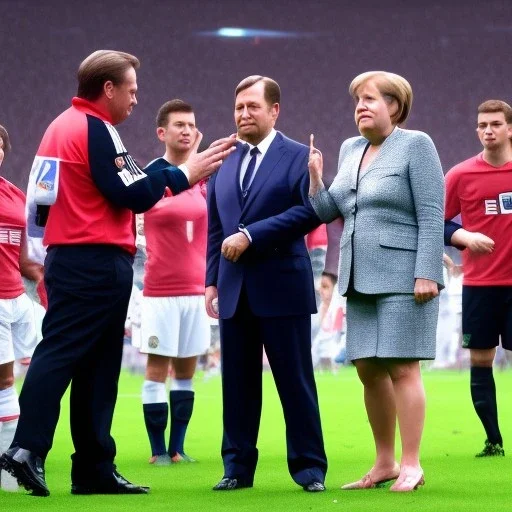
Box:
[206,131,320,319]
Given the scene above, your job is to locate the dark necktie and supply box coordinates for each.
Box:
[241,146,260,196]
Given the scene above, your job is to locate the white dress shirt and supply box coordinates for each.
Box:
[237,128,277,243]
[238,128,277,190]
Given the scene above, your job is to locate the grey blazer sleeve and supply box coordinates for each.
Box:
[408,132,445,286]
[308,140,348,223]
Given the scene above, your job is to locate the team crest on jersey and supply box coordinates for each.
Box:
[484,192,512,215]
[115,156,126,169]
[148,336,159,349]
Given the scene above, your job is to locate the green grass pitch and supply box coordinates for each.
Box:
[2,367,511,511]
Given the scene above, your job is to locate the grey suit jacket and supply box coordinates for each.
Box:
[309,127,445,296]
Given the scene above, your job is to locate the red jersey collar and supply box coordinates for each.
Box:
[71,97,113,124]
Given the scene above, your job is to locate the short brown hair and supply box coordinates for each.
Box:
[478,100,512,124]
[235,75,281,105]
[156,99,194,128]
[77,50,140,101]
[349,71,413,125]
[0,124,11,155]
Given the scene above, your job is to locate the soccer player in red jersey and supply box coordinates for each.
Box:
[0,125,43,491]
[444,100,512,458]
[137,100,209,465]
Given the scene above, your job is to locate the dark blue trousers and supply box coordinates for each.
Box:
[219,288,327,486]
[13,244,133,484]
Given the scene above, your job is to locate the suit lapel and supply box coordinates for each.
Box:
[241,132,285,212]
[216,142,248,209]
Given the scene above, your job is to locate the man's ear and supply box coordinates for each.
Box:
[156,126,166,142]
[272,102,280,121]
[104,80,115,99]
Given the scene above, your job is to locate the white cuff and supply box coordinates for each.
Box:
[238,227,252,243]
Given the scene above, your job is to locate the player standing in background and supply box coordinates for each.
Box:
[0,125,43,492]
[445,99,512,457]
[138,100,210,465]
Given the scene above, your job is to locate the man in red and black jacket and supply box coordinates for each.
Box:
[0,50,235,497]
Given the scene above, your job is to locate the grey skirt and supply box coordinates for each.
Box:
[345,292,439,361]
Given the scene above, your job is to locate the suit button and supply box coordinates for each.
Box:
[238,223,245,229]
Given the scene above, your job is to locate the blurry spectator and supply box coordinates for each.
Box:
[311,272,344,372]
[431,252,463,369]
[123,281,146,374]
[306,224,328,305]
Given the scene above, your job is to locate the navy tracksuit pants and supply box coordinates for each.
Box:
[13,244,133,484]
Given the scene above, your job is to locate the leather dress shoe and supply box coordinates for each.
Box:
[212,477,253,491]
[303,481,326,492]
[0,446,50,496]
[71,470,149,495]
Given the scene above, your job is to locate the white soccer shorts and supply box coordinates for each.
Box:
[140,295,210,358]
[0,294,38,365]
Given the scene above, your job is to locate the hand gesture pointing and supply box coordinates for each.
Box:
[308,134,323,181]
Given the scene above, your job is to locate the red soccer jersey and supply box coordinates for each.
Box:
[445,153,512,285]
[143,183,207,296]
[0,178,26,298]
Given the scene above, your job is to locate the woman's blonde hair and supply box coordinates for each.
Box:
[349,71,413,125]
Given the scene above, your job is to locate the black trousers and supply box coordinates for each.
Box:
[219,288,327,486]
[13,244,133,483]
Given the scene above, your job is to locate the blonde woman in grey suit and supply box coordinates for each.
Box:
[308,71,444,492]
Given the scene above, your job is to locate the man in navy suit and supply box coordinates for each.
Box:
[205,75,327,492]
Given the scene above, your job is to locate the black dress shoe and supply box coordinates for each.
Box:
[0,447,50,496]
[303,481,326,492]
[212,477,253,491]
[71,470,149,495]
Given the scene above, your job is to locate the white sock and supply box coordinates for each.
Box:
[0,386,20,421]
[170,378,193,392]
[0,418,17,453]
[142,380,167,404]
[0,418,19,492]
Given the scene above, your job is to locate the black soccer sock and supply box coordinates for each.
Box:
[470,366,503,446]
[169,390,194,456]
[143,402,168,456]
